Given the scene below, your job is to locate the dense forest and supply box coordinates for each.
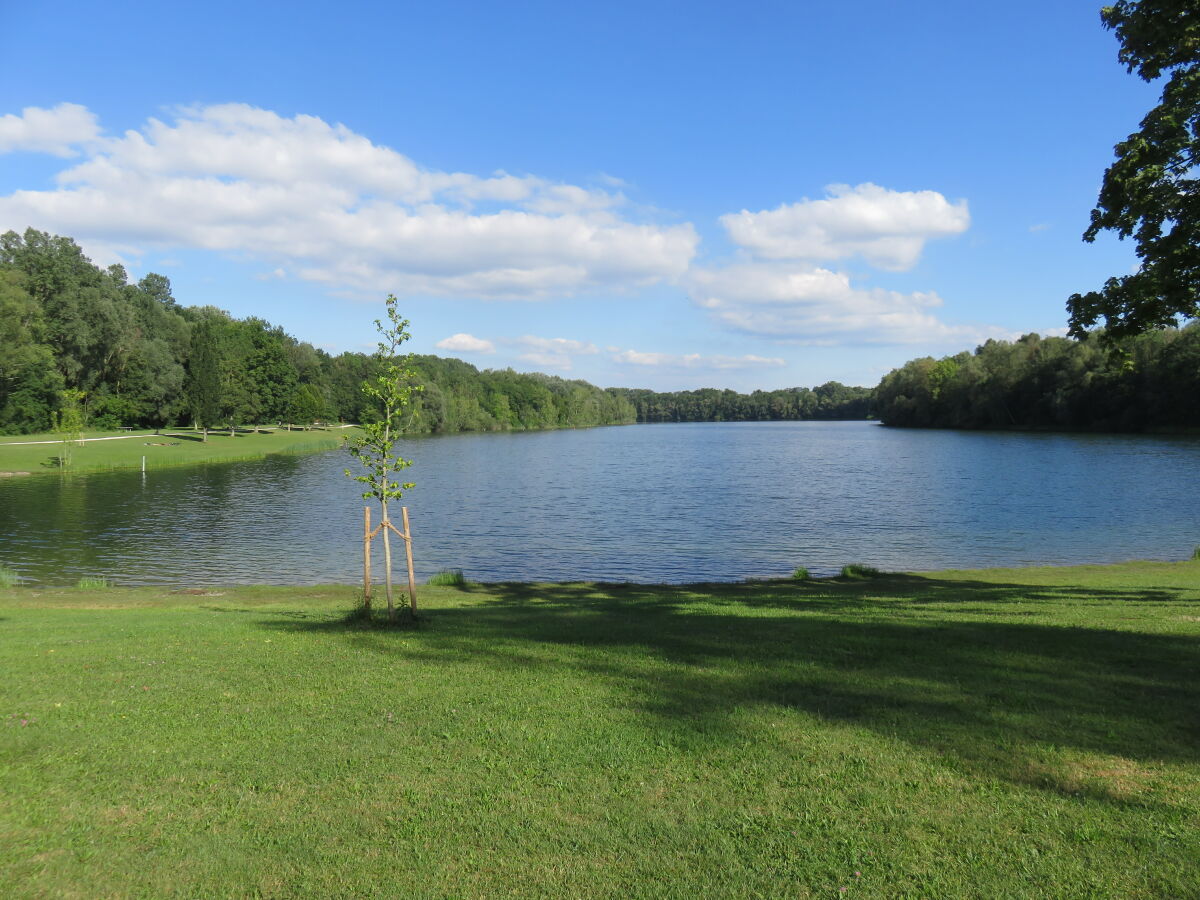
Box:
[12,228,1191,438]
[874,328,1200,431]
[0,229,871,436]
[610,383,872,422]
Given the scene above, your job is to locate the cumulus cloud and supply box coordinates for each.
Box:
[510,335,598,370]
[692,183,1003,345]
[435,333,495,354]
[0,103,100,157]
[688,262,1012,346]
[720,182,969,271]
[0,103,698,299]
[611,349,786,369]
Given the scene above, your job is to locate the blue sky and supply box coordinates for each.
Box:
[0,0,1156,389]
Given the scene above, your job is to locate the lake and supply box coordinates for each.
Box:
[1,421,1198,586]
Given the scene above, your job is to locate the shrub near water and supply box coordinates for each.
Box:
[0,565,19,587]
[427,569,466,587]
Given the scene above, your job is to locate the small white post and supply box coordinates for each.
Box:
[141,455,146,473]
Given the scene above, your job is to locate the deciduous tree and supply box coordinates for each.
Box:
[287,383,328,428]
[1069,0,1200,338]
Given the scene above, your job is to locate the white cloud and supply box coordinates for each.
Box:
[720,182,969,271]
[688,262,1012,346]
[611,349,786,370]
[435,333,495,354]
[1,104,995,352]
[510,335,598,370]
[0,103,100,157]
[695,183,1000,346]
[0,103,698,299]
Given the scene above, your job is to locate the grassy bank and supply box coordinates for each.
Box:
[2,561,1198,897]
[0,426,351,475]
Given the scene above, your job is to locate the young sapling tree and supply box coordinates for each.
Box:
[344,295,422,621]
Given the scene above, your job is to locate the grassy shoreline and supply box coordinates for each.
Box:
[2,559,1198,897]
[0,425,352,475]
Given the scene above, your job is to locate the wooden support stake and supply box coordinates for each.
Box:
[362,506,372,610]
[402,506,418,619]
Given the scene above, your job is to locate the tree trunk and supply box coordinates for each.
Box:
[402,506,418,622]
[381,499,395,620]
[362,506,372,612]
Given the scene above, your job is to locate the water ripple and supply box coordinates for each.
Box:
[2,421,1199,585]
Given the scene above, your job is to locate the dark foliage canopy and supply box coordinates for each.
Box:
[1069,0,1200,338]
[874,328,1200,431]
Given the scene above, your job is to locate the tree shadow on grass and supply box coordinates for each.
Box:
[651,573,1196,612]
[259,576,1200,805]
[874,572,1195,606]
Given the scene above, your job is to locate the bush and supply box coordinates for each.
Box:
[0,565,20,587]
[792,567,810,581]
[1192,546,1200,561]
[76,576,110,589]
[840,564,882,580]
[427,569,466,587]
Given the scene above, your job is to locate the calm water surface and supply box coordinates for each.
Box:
[2,421,1198,585]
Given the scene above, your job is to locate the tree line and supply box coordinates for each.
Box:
[609,383,872,423]
[874,328,1200,431]
[0,229,871,436]
[11,228,1191,438]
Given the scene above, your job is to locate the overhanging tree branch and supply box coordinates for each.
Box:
[1069,1,1200,338]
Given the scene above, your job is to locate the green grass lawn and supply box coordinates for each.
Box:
[2,561,1198,897]
[0,426,351,475]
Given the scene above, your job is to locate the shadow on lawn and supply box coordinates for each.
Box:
[260,575,1200,803]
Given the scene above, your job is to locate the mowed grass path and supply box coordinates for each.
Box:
[2,562,1198,898]
[0,427,350,475]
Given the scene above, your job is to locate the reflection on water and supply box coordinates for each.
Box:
[2,422,1199,585]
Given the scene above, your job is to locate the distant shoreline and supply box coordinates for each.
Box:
[6,416,1200,478]
[0,426,349,476]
